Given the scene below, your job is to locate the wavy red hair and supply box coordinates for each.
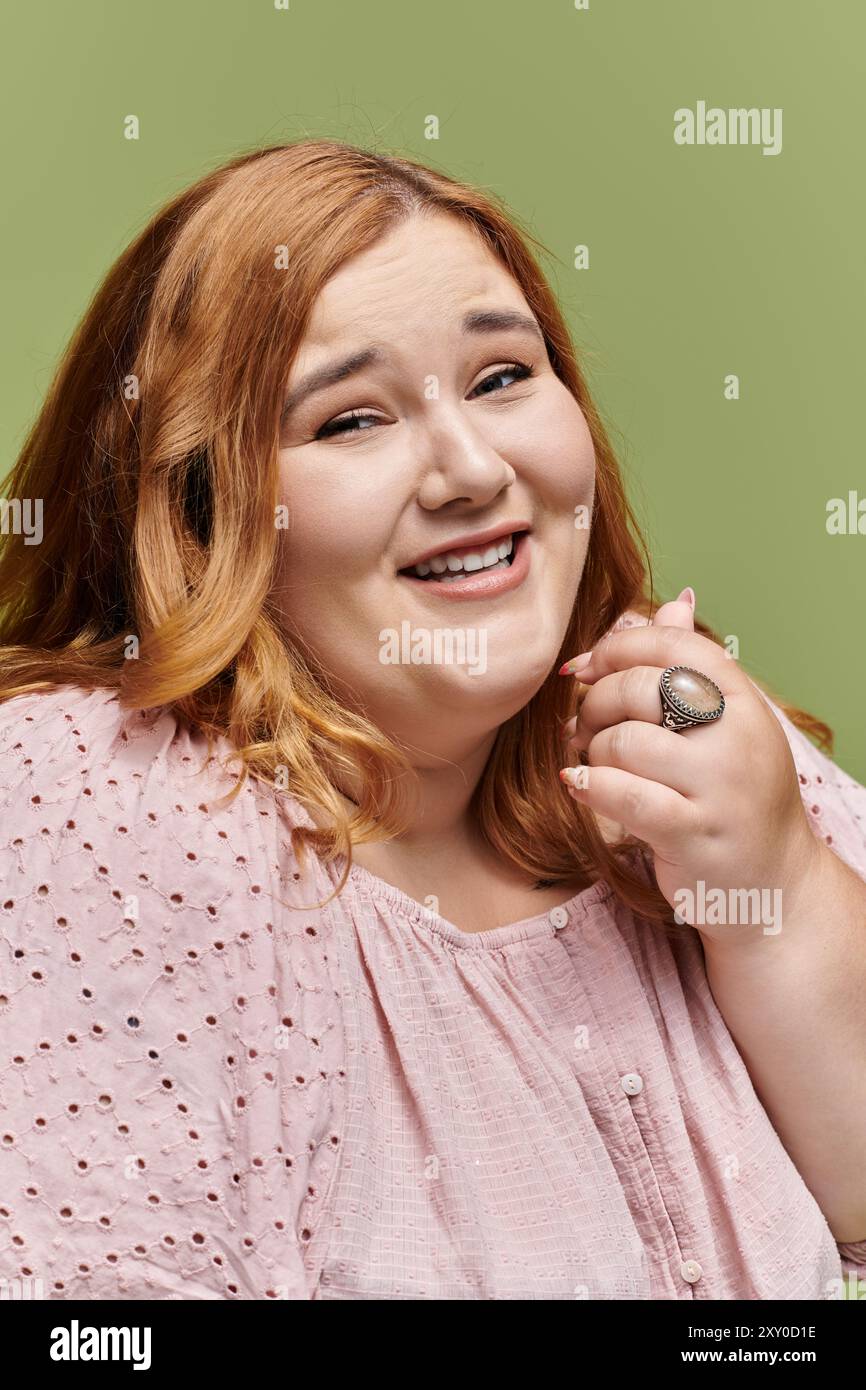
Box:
[0,139,831,926]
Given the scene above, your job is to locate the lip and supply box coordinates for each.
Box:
[398,530,532,602]
[398,520,532,572]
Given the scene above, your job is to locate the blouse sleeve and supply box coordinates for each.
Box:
[759,688,866,1276]
[762,688,866,883]
[0,686,345,1301]
[602,613,866,1277]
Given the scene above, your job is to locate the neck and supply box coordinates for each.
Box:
[334,730,498,847]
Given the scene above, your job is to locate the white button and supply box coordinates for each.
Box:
[548,906,569,930]
[680,1260,702,1284]
[620,1072,643,1096]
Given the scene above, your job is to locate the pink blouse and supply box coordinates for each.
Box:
[2,676,865,1301]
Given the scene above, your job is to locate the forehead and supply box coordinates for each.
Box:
[300,212,527,347]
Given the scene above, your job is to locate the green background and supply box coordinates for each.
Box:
[2,0,863,778]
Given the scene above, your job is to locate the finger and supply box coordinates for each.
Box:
[651,588,695,632]
[560,763,693,852]
[557,589,694,681]
[560,625,741,691]
[583,720,700,796]
[568,666,675,746]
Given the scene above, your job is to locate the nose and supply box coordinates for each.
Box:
[414,410,516,510]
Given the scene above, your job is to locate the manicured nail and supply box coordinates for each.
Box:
[559,768,586,788]
[558,652,593,675]
[676,587,696,610]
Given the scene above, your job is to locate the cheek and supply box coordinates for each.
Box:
[272,457,402,676]
[506,393,596,509]
[274,455,389,583]
[542,404,596,505]
[525,405,596,597]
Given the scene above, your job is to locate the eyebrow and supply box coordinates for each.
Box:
[280,308,546,425]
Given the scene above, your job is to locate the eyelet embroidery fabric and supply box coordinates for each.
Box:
[1,651,865,1299]
[0,687,346,1300]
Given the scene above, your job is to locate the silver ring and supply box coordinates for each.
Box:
[659,666,725,733]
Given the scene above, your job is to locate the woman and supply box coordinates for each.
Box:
[1,139,864,1301]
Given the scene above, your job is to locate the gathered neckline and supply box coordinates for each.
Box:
[286,793,633,951]
[340,857,616,950]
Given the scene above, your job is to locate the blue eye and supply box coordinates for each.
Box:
[469,361,534,397]
[315,409,379,440]
[314,360,535,440]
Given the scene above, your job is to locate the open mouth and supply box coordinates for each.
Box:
[398,530,529,585]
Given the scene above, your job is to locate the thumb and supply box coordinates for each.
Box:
[651,586,696,632]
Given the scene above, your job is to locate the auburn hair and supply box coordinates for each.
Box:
[0,138,832,927]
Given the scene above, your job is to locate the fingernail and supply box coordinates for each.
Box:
[559,768,586,788]
[676,587,696,610]
[558,652,593,675]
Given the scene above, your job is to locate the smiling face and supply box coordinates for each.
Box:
[272,211,595,757]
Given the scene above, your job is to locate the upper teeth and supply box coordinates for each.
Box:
[413,534,514,578]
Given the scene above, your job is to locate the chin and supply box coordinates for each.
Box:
[426,660,554,714]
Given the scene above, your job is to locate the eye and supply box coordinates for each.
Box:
[312,360,536,440]
[469,361,535,398]
[314,408,382,441]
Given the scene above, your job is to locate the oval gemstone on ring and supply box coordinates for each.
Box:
[662,667,723,716]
